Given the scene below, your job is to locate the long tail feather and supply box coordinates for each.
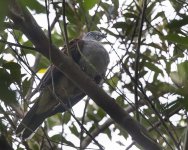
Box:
[16,101,47,140]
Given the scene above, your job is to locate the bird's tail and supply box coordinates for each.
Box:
[16,101,49,140]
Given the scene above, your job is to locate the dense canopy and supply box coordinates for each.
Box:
[0,0,188,149]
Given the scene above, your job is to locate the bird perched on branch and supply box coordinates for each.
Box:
[16,31,110,140]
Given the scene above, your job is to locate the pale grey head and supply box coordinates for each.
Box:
[82,31,106,41]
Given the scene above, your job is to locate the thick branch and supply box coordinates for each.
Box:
[7,1,161,149]
[81,101,145,149]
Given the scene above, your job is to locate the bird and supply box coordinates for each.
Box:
[16,31,110,140]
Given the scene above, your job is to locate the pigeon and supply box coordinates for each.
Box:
[16,31,110,140]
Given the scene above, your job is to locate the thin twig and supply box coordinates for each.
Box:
[134,0,147,122]
[80,97,90,149]
[62,0,69,54]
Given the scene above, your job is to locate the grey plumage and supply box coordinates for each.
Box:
[16,31,109,140]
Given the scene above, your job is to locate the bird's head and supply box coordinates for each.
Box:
[82,31,106,41]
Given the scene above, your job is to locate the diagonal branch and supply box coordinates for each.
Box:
[7,1,161,149]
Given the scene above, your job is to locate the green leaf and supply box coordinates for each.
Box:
[146,43,164,51]
[22,77,31,97]
[146,81,175,97]
[60,136,75,147]
[47,114,61,129]
[112,22,126,29]
[36,55,50,71]
[0,32,8,53]
[0,121,7,132]
[167,15,188,30]
[97,108,106,119]
[52,31,64,47]
[124,13,137,19]
[0,86,16,104]
[170,72,183,87]
[152,11,165,21]
[3,62,21,85]
[179,97,188,111]
[50,134,62,142]
[177,61,188,77]
[163,99,181,115]
[144,62,163,77]
[110,0,119,18]
[116,95,125,106]
[83,0,99,11]
[0,1,9,31]
[115,124,128,139]
[28,141,40,150]
[146,1,156,17]
[0,68,16,104]
[20,0,45,13]
[112,0,119,9]
[170,61,188,87]
[101,27,119,38]
[0,68,11,85]
[20,40,35,55]
[70,124,79,136]
[63,112,71,124]
[162,33,188,47]
[105,128,112,140]
[107,73,119,92]
[87,111,101,122]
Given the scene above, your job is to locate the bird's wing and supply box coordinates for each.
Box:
[32,39,84,94]
[16,39,86,139]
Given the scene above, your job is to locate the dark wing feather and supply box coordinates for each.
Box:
[32,39,84,94]
[16,39,85,139]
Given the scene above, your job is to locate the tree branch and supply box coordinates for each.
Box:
[81,99,146,148]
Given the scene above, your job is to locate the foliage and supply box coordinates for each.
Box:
[0,0,188,149]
